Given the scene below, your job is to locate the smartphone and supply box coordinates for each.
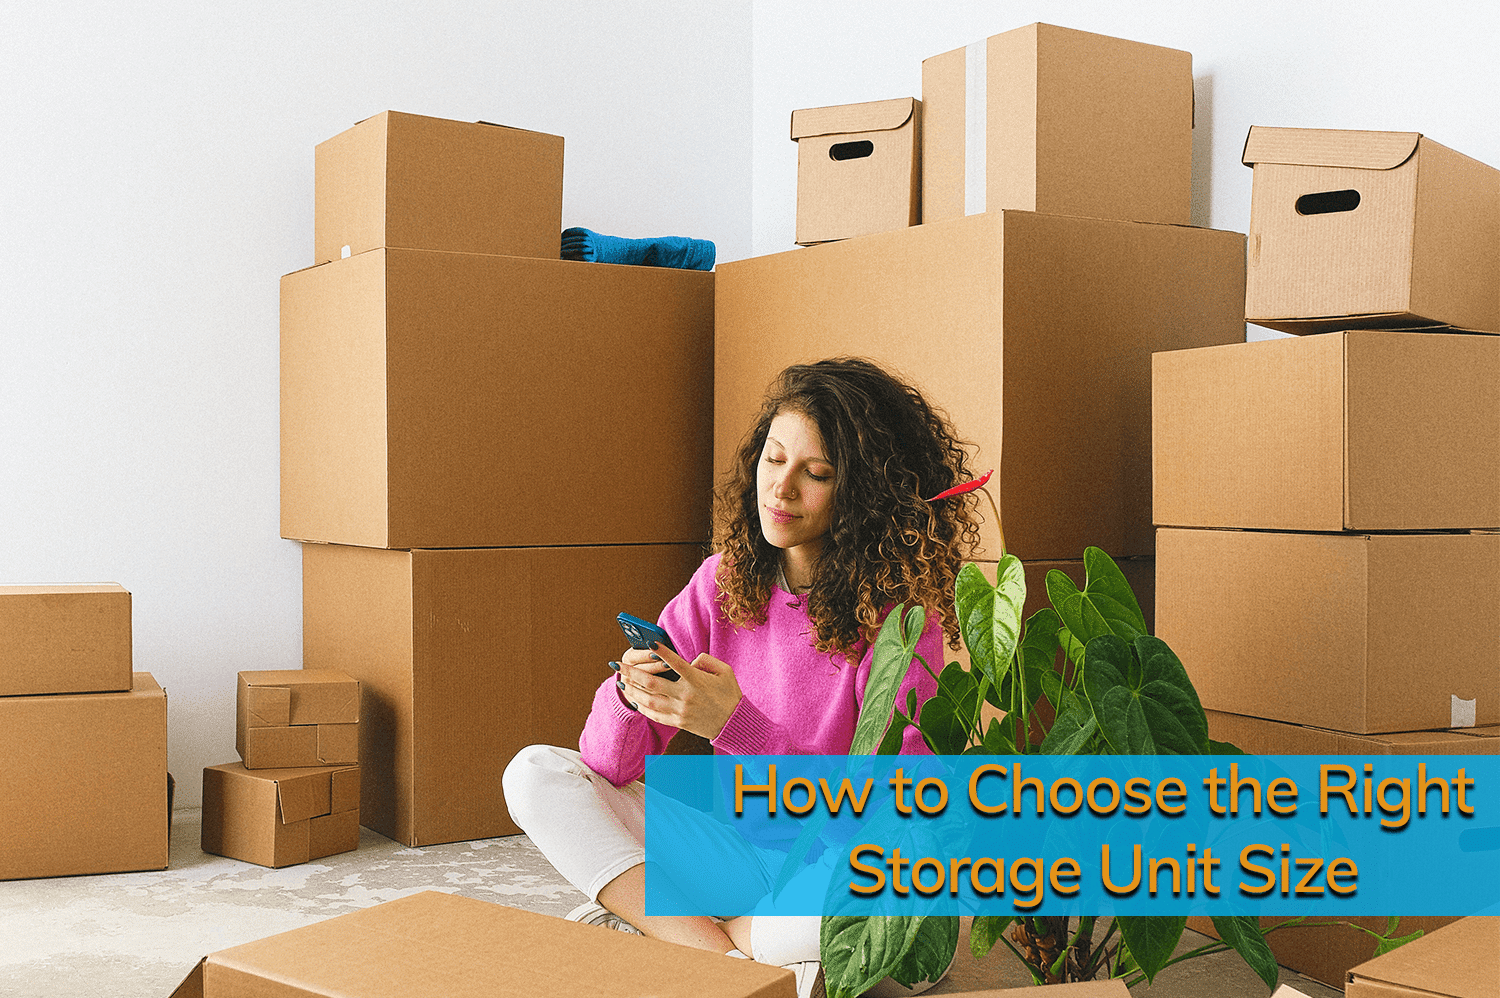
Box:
[616,612,680,682]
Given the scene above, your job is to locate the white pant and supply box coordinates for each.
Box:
[501,743,821,966]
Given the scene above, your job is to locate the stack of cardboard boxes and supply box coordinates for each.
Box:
[728,23,1246,612]
[1153,125,1500,986]
[0,584,170,880]
[200,669,362,868]
[279,110,716,847]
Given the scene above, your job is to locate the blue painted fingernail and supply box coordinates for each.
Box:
[616,679,626,690]
[609,661,621,672]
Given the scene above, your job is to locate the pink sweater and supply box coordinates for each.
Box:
[579,554,942,786]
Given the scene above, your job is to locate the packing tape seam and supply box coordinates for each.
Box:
[965,39,986,217]
[1451,693,1477,728]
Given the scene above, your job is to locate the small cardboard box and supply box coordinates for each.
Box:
[314,110,563,265]
[1157,528,1500,733]
[201,762,360,868]
[280,248,714,550]
[0,673,168,880]
[169,890,795,998]
[715,210,1245,562]
[1243,126,1500,333]
[791,97,921,245]
[922,23,1192,226]
[301,541,705,846]
[1206,709,1500,755]
[0,583,131,696]
[236,670,360,769]
[1154,331,1500,532]
[1347,916,1500,997]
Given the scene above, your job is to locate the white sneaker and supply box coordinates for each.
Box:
[564,900,643,935]
[786,961,826,998]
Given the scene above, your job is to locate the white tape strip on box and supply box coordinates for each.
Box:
[964,39,986,216]
[1452,694,1477,728]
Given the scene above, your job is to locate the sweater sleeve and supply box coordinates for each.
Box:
[853,607,945,755]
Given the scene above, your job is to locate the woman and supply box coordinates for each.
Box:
[503,358,982,995]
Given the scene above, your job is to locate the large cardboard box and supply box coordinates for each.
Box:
[1185,915,1462,992]
[0,583,131,696]
[715,210,1245,562]
[301,541,705,846]
[1157,528,1500,734]
[201,762,360,868]
[0,673,168,880]
[922,23,1192,226]
[281,248,714,549]
[1154,331,1500,532]
[237,670,361,769]
[313,110,563,265]
[170,890,794,998]
[1206,709,1500,755]
[791,97,921,245]
[1347,916,1499,997]
[1243,126,1500,334]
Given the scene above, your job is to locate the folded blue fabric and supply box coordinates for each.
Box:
[560,227,715,271]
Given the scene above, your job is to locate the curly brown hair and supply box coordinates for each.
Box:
[714,357,983,660]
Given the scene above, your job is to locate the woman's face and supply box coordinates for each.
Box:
[756,409,836,561]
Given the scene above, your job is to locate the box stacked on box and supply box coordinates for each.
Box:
[1155,125,1500,988]
[282,110,714,846]
[0,585,170,881]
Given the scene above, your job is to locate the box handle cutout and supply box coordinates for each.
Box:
[829,140,874,162]
[1295,189,1361,215]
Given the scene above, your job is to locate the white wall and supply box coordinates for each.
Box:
[750,1,1500,342]
[1,1,751,807]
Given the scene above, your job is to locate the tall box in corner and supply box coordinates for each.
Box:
[922,23,1193,226]
[1243,126,1500,333]
[314,110,564,264]
[791,98,921,245]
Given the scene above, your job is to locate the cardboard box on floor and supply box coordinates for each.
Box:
[791,97,921,245]
[201,762,360,868]
[301,541,705,846]
[0,673,168,880]
[1156,528,1500,733]
[314,110,563,265]
[1154,331,1500,532]
[1206,709,1500,755]
[922,23,1193,226]
[715,210,1245,563]
[237,670,360,769]
[1347,916,1499,997]
[0,583,131,696]
[281,248,714,550]
[1243,126,1500,334]
[168,890,795,998]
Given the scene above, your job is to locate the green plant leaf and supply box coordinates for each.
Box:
[1209,739,1246,755]
[820,916,925,998]
[1210,915,1279,991]
[1047,548,1148,653]
[955,557,1026,691]
[1082,634,1209,755]
[915,691,969,755]
[980,716,1017,755]
[889,916,959,988]
[968,915,1015,958]
[1373,928,1426,957]
[851,604,925,755]
[874,706,913,755]
[1038,690,1098,755]
[1116,915,1187,983]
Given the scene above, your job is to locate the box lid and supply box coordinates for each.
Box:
[1242,125,1421,170]
[1347,916,1499,997]
[791,97,916,139]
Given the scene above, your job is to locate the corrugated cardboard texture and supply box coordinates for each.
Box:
[1157,528,1500,733]
[1207,710,1500,755]
[173,891,794,998]
[1245,128,1500,333]
[1186,915,1462,991]
[1,673,168,880]
[1347,916,1499,998]
[792,98,920,244]
[313,110,563,264]
[1154,332,1500,531]
[281,248,714,549]
[201,763,360,869]
[0,584,131,696]
[715,210,1245,562]
[301,542,705,846]
[922,23,1192,226]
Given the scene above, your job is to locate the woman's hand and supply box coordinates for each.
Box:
[618,643,743,740]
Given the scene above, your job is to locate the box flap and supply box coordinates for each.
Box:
[274,770,333,825]
[1348,916,1499,997]
[1242,125,1420,170]
[167,958,205,998]
[791,97,915,139]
